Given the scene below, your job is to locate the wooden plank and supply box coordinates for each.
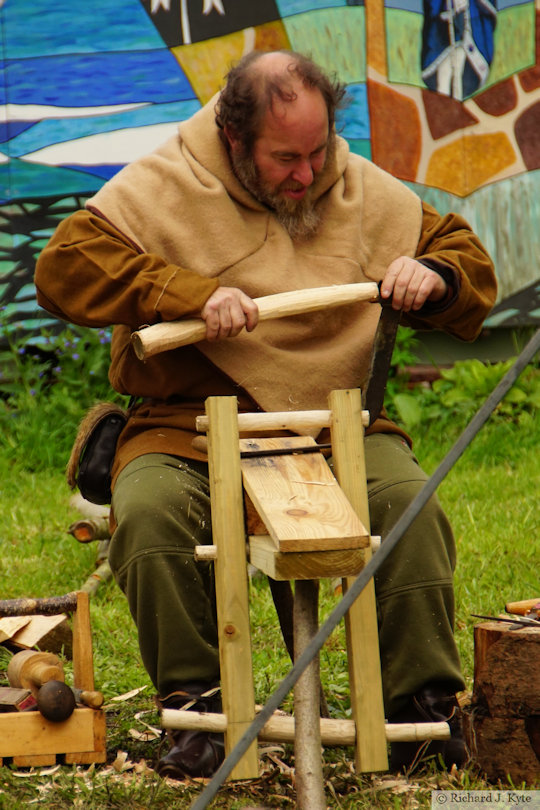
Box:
[64,709,107,763]
[64,749,107,765]
[249,535,366,580]
[72,592,94,691]
[329,389,388,773]
[12,753,57,767]
[240,437,369,553]
[0,707,98,757]
[206,396,259,781]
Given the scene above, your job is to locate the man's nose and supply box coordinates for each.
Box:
[291,160,314,187]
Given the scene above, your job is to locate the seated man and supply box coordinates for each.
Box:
[35,49,497,777]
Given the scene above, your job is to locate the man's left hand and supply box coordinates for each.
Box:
[380,257,447,312]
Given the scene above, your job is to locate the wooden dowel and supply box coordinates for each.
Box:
[161,709,451,745]
[194,544,218,561]
[193,534,381,560]
[194,535,381,561]
[131,282,380,359]
[195,409,369,434]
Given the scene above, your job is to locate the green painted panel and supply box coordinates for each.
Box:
[283,8,366,85]
[386,10,423,86]
[409,169,540,304]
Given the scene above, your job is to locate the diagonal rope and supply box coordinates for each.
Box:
[191,327,540,810]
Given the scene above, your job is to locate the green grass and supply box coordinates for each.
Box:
[413,414,540,690]
[0,336,539,807]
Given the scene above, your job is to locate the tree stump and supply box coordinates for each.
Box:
[463,621,540,782]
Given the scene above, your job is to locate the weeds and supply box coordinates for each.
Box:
[391,355,540,436]
[0,326,127,471]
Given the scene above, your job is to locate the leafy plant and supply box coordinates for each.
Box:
[388,356,540,436]
[0,325,127,471]
[384,326,422,404]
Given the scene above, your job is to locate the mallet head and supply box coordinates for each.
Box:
[37,680,76,722]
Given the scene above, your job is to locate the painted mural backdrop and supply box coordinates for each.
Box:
[1,0,539,347]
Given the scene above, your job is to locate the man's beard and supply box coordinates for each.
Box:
[230,146,330,241]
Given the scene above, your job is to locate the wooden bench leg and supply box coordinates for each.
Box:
[294,579,325,810]
[206,396,259,780]
[330,389,388,773]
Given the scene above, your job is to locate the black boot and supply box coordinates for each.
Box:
[389,684,466,773]
[155,683,225,779]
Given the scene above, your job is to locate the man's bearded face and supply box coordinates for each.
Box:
[228,86,332,240]
[230,143,333,241]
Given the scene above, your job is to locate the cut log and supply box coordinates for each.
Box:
[464,621,540,782]
[68,517,111,543]
[7,614,72,657]
[473,622,540,716]
[0,617,31,643]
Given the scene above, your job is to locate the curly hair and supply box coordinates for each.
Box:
[215,50,346,152]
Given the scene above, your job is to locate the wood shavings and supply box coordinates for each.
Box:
[108,685,148,702]
[12,764,61,778]
[112,750,133,772]
[132,708,161,739]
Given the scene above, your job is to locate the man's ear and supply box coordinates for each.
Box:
[223,125,240,152]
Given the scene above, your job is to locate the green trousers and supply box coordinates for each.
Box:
[110,433,464,716]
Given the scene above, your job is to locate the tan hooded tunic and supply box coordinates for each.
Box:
[35,96,497,482]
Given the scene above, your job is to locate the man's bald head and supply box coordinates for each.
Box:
[215,50,346,154]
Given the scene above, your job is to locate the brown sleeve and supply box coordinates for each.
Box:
[404,201,498,341]
[34,209,219,329]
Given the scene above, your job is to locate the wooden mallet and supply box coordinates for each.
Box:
[7,649,65,697]
[7,649,103,722]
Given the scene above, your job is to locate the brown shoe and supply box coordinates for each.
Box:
[156,683,224,779]
[389,685,466,773]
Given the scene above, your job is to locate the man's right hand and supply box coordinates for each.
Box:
[200,286,259,341]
